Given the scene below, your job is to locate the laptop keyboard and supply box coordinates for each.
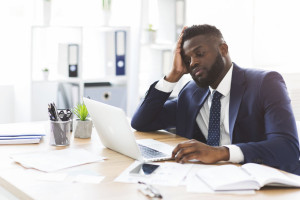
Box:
[138,144,168,159]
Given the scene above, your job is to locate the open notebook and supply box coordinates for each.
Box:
[196,163,300,191]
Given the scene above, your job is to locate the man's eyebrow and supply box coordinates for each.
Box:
[193,46,203,52]
[187,45,204,54]
[182,45,203,57]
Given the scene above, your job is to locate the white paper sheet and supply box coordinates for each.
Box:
[10,149,104,172]
[73,175,105,184]
[37,173,68,182]
[114,161,192,186]
[179,163,211,186]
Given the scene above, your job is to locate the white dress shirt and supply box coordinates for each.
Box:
[155,64,244,163]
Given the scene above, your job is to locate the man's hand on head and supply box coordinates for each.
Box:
[171,139,229,164]
[165,26,188,83]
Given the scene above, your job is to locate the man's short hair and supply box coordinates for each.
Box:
[181,24,224,46]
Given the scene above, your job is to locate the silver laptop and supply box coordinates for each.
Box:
[83,97,173,162]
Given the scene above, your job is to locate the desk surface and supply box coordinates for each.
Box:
[1,123,300,200]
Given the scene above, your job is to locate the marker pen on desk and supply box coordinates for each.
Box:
[138,181,163,199]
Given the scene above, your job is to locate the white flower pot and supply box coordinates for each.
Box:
[43,0,52,26]
[43,71,49,80]
[73,118,93,138]
[102,10,111,26]
[144,30,156,44]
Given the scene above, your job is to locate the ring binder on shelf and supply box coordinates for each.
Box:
[68,44,79,77]
[58,43,80,78]
[115,31,126,76]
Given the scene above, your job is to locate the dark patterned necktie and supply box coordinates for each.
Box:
[207,91,223,146]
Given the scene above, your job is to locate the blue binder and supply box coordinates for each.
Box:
[115,31,126,76]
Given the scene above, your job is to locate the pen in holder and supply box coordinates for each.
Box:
[57,109,73,132]
[49,120,71,146]
[48,103,73,146]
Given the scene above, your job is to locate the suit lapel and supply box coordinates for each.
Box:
[229,63,246,141]
[187,87,210,140]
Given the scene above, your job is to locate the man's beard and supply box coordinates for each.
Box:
[191,53,225,88]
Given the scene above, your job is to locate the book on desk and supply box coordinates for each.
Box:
[0,122,45,144]
[196,163,300,191]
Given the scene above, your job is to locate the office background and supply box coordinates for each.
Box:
[0,0,300,124]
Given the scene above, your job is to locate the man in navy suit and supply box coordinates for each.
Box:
[131,25,300,174]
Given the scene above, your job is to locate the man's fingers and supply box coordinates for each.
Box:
[172,140,196,158]
[179,26,188,37]
[175,34,183,50]
[174,145,197,162]
[175,26,188,49]
[179,152,199,163]
[172,140,221,164]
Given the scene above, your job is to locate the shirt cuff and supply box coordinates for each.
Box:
[154,78,177,93]
[223,145,244,163]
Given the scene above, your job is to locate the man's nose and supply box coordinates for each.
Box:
[190,57,199,69]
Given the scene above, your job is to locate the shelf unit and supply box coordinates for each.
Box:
[30,25,130,121]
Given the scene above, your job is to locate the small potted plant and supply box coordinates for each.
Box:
[73,102,93,138]
[102,0,112,26]
[144,24,157,44]
[42,68,49,80]
[43,0,52,26]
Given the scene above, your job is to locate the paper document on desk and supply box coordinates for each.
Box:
[0,122,46,136]
[114,161,192,186]
[10,149,104,172]
[0,122,45,144]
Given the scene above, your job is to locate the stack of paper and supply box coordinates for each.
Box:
[0,123,45,144]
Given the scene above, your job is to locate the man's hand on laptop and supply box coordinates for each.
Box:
[171,139,229,164]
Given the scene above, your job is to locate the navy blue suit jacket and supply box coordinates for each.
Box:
[131,63,300,174]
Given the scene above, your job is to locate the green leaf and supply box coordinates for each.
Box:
[72,102,89,121]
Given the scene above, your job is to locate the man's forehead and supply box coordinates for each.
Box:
[182,34,222,52]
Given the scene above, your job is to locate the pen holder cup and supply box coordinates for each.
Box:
[49,120,71,146]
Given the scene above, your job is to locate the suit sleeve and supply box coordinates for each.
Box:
[236,72,300,169]
[131,81,178,132]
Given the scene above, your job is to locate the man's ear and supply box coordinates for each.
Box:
[219,43,228,57]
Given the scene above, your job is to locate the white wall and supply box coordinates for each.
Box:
[0,1,34,123]
[186,0,254,68]
[1,0,300,122]
[186,0,300,71]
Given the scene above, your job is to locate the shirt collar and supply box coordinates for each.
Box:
[209,63,233,97]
